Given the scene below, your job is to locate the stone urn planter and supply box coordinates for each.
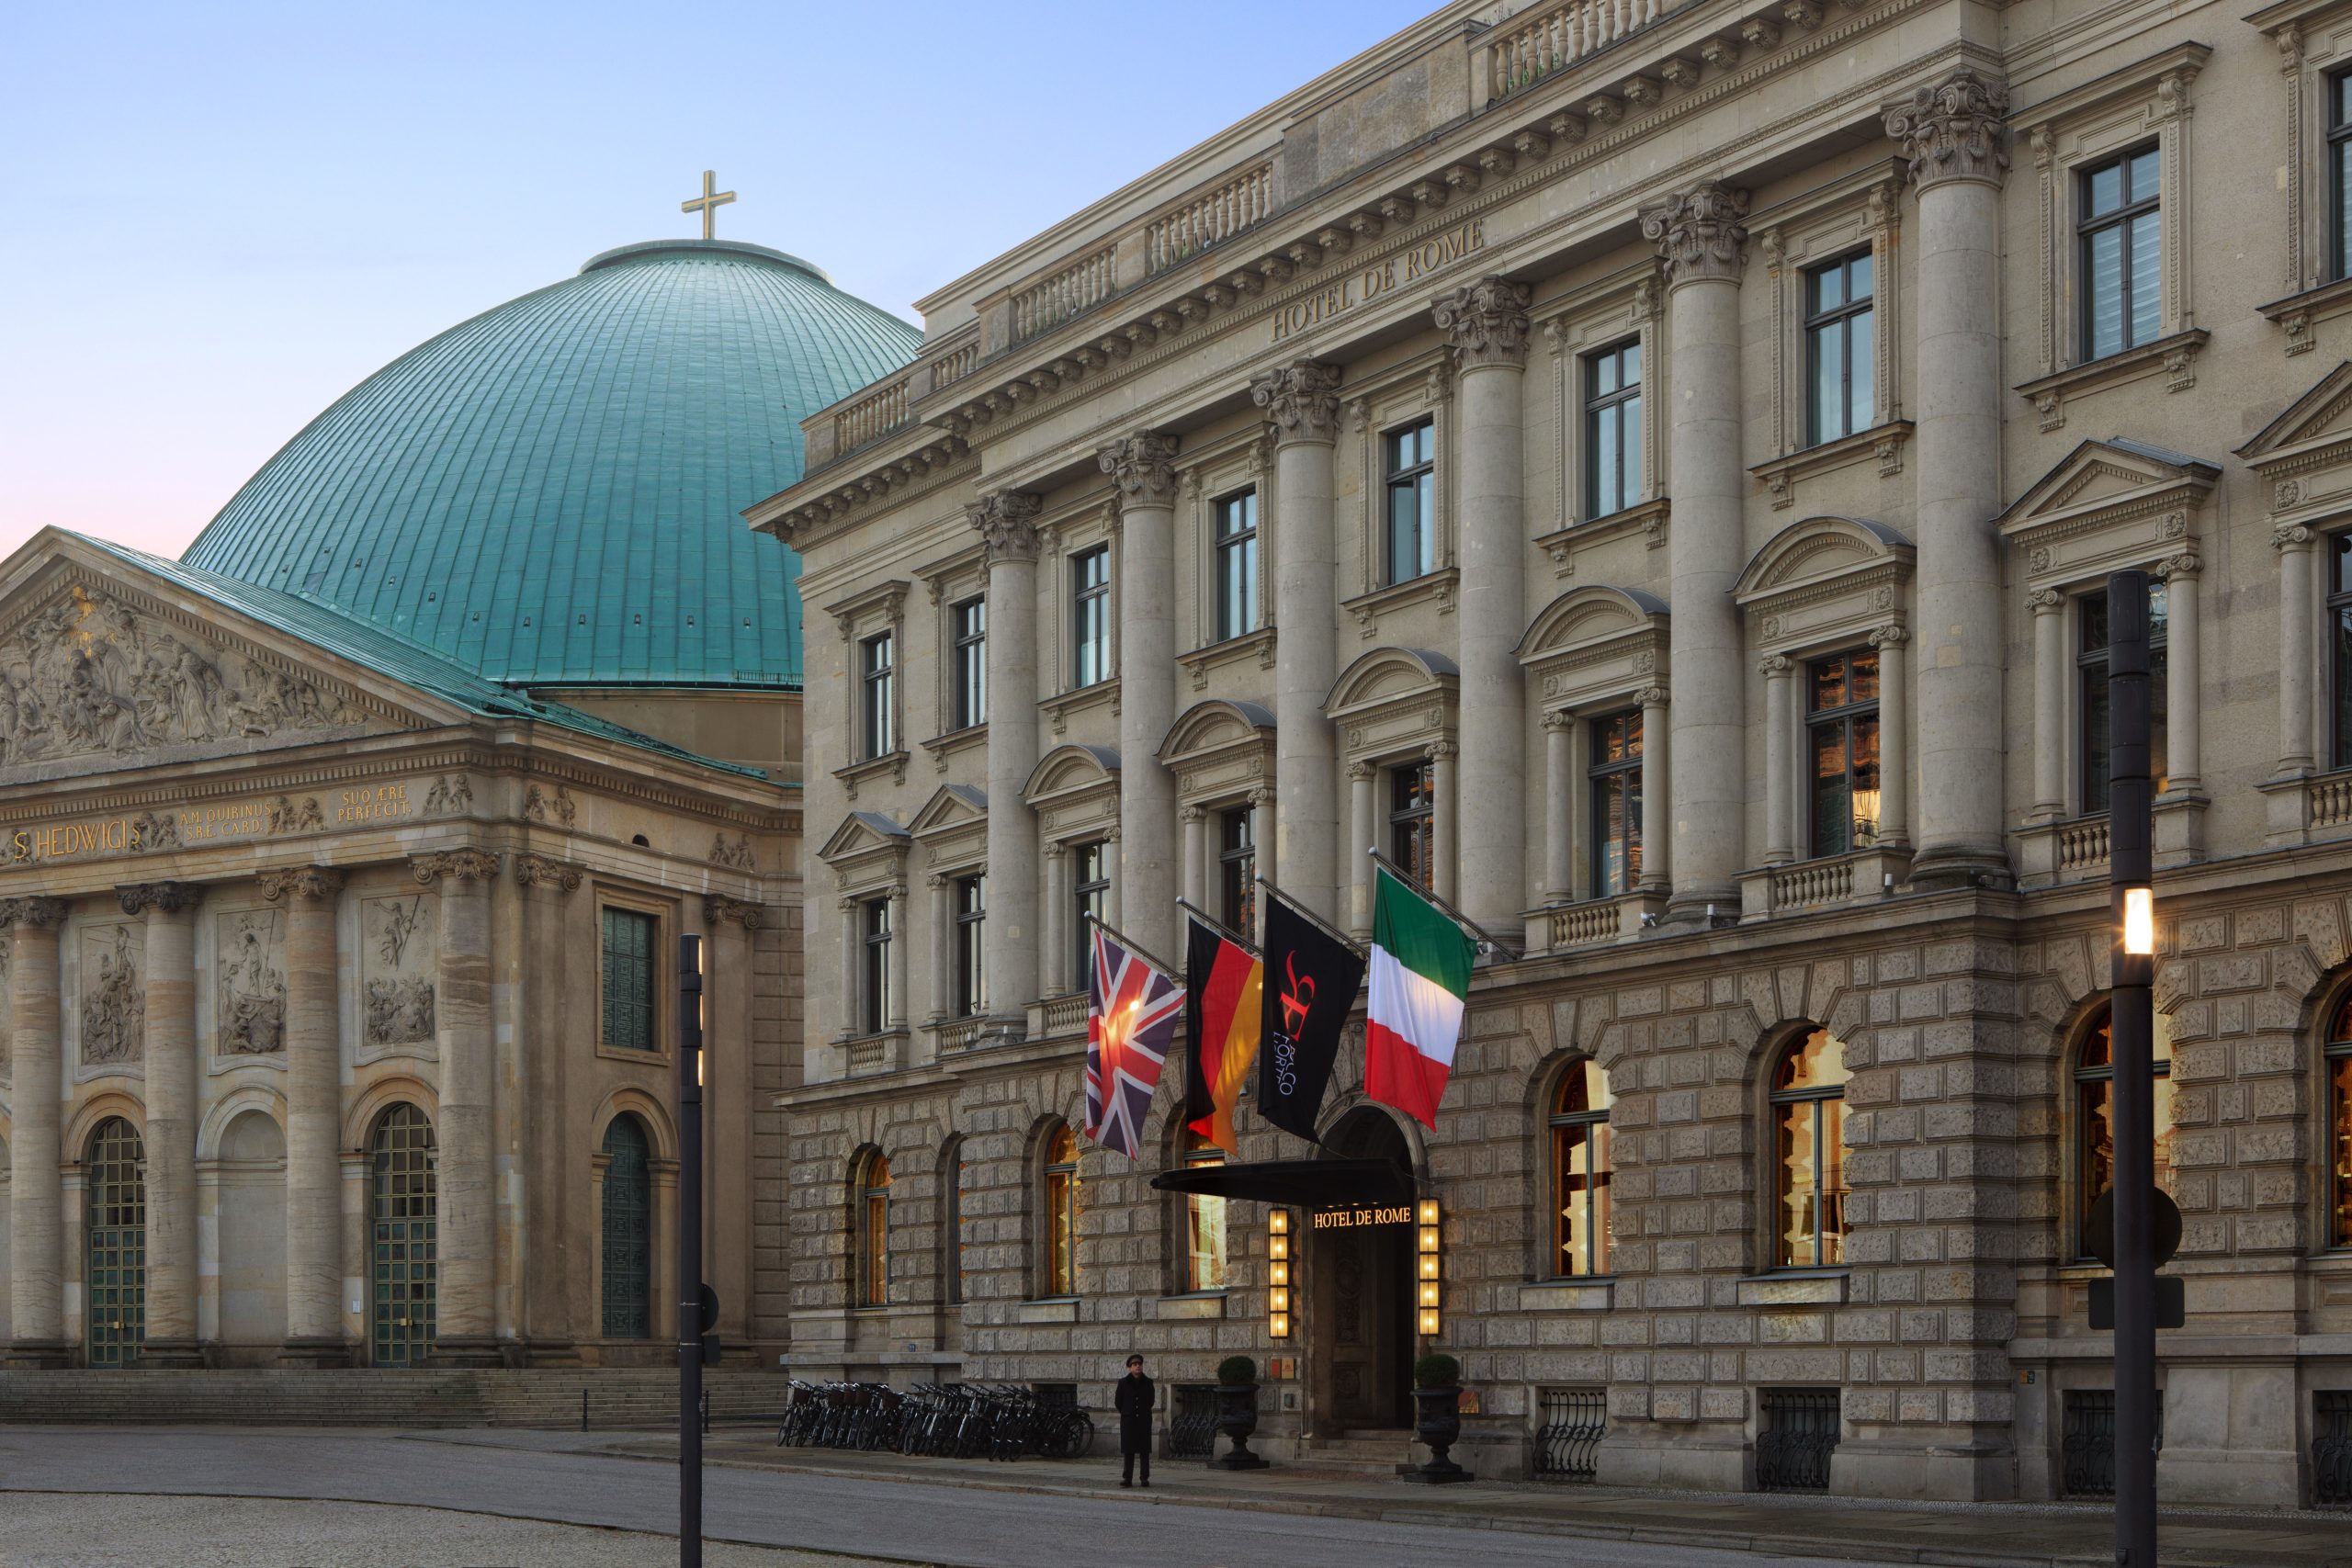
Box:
[1211,1354,1270,1470]
[1405,1353,1473,1483]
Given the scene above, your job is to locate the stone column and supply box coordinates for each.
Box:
[1641,184,1750,919]
[1347,765,1376,936]
[3,897,69,1366]
[1638,686,1671,892]
[1435,277,1534,932]
[886,882,910,1031]
[1250,787,1276,940]
[1871,626,1912,848]
[926,873,952,1023]
[2275,525,2319,778]
[1102,432,1181,959]
[1103,826,1124,932]
[2028,590,2067,820]
[1430,740,1460,904]
[1542,715,1574,905]
[701,896,758,1346]
[835,897,859,1035]
[1250,360,1345,920]
[1179,808,1206,911]
[514,853,584,1362]
[413,849,502,1364]
[1043,845,1069,997]
[1760,657,1796,865]
[2160,554,2203,795]
[967,491,1045,1036]
[1886,71,2013,884]
[261,865,349,1364]
[119,882,202,1366]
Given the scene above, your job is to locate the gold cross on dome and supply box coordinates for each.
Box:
[681,169,737,240]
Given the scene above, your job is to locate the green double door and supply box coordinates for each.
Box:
[85,1118,146,1367]
[369,1104,438,1366]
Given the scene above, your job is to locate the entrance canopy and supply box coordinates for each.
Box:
[1148,1157,1413,1208]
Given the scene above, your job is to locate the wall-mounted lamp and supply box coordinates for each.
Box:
[1416,1198,1442,1337]
[1268,1209,1293,1338]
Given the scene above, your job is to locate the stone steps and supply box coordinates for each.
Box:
[0,1369,788,1428]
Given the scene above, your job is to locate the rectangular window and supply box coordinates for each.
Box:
[860,631,895,759]
[1184,1140,1228,1292]
[2332,536,2352,771]
[2079,145,2162,361]
[861,897,892,1034]
[1584,341,1642,519]
[1214,491,1259,641]
[1218,806,1257,936]
[1072,546,1111,688]
[1805,650,1882,857]
[954,874,986,1017]
[600,908,658,1052]
[1384,420,1436,586]
[1388,761,1435,889]
[2079,581,2170,814]
[2333,72,2352,281]
[1804,251,1874,446]
[951,597,986,730]
[1072,840,1109,990]
[1588,709,1643,897]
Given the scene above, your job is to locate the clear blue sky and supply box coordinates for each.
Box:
[0,0,1433,561]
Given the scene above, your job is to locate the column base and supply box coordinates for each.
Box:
[277,1337,353,1369]
[1660,889,1739,930]
[1904,844,2015,892]
[140,1337,209,1369]
[3,1340,75,1370]
[525,1337,584,1368]
[424,1336,506,1369]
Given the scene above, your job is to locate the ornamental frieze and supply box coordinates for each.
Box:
[5,778,417,864]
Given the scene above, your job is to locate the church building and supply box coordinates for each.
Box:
[0,226,915,1369]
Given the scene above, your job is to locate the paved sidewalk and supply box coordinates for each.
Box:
[604,1429,2352,1568]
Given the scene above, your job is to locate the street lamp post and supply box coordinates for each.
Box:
[2106,570,2158,1566]
[677,933,707,1568]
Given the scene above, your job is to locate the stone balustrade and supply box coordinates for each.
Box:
[1771,858,1854,910]
[2312,775,2352,829]
[832,374,913,454]
[1487,0,1678,102]
[2058,818,2111,871]
[1549,899,1624,950]
[1146,163,1275,275]
[928,340,979,394]
[1011,247,1116,345]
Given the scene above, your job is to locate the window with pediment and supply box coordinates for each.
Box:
[908,784,988,1032]
[817,811,912,1048]
[1160,699,1275,931]
[1340,365,1455,640]
[1025,744,1121,997]
[1328,647,1460,917]
[1516,586,1669,909]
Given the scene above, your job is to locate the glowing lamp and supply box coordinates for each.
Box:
[1417,1308,1442,1337]
[2122,886,2155,956]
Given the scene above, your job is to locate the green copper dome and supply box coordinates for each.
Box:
[184,238,920,689]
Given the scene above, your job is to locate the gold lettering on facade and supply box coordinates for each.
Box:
[1269,219,1485,344]
[6,777,417,863]
[1310,1203,1415,1229]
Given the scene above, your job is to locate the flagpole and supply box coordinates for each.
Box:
[1080,911,1184,979]
[1365,847,1522,960]
[1253,874,1367,957]
[1175,897,1261,956]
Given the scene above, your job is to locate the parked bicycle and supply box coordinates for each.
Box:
[778,1380,1092,1461]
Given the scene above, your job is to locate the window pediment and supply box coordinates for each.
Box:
[1997,437,2217,586]
[909,783,988,868]
[2238,360,2352,516]
[1735,516,1912,654]
[1517,585,1668,711]
[822,580,910,638]
[1159,698,1274,805]
[1328,646,1457,763]
[1025,742,1121,840]
[818,809,910,891]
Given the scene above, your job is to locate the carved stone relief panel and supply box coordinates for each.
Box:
[361,893,437,1052]
[79,922,145,1069]
[216,908,287,1056]
[0,582,373,778]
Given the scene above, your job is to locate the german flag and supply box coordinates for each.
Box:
[1183,915,1263,1155]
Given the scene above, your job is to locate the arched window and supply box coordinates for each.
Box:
[2075,1001,2175,1256]
[1550,1060,1614,1278]
[1182,1131,1227,1292]
[2331,998,2352,1251]
[600,1116,653,1339]
[369,1103,437,1367]
[1043,1124,1080,1298]
[85,1117,147,1367]
[1770,1029,1850,1269]
[854,1150,891,1307]
[941,1136,967,1307]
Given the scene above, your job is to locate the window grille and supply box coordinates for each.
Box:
[1534,1387,1606,1480]
[1170,1384,1218,1458]
[2315,1390,2352,1506]
[370,1104,438,1367]
[1756,1388,1840,1492]
[2061,1388,2164,1500]
[84,1117,147,1368]
[600,908,658,1051]
[600,1116,652,1338]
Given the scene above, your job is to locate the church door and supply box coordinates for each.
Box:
[85,1118,147,1367]
[369,1105,438,1367]
[601,1116,653,1339]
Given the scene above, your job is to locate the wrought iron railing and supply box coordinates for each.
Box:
[2316,1390,2352,1506]
[1534,1387,1606,1480]
[1756,1388,1840,1492]
[1170,1383,1218,1458]
[2061,1388,2165,1499]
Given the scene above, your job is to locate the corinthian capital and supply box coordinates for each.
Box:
[1640,183,1751,287]
[1884,69,2011,190]
[965,490,1043,562]
[704,893,765,931]
[1250,360,1344,445]
[258,865,344,903]
[513,852,583,893]
[1433,276,1534,370]
[0,896,68,931]
[118,881,200,918]
[411,849,501,886]
[1096,432,1181,510]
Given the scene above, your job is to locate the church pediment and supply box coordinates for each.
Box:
[0,542,438,783]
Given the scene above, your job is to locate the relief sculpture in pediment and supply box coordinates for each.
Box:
[0,584,368,769]
[81,923,145,1066]
[218,908,287,1055]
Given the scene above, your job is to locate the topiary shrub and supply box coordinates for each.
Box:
[1412,1352,1461,1389]
[1217,1354,1259,1387]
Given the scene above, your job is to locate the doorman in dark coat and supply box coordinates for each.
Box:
[1115,1353,1155,1486]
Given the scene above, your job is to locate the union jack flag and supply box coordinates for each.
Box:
[1084,923,1182,1160]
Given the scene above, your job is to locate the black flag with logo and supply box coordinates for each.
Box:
[1255,894,1366,1144]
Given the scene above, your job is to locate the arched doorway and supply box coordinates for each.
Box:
[85,1117,147,1367]
[600,1116,653,1339]
[368,1104,437,1366]
[1312,1107,1414,1430]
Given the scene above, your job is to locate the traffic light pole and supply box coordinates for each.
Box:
[2106,570,2157,1567]
[678,935,706,1568]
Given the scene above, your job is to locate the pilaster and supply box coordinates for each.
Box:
[260,864,349,1366]
[413,849,503,1365]
[3,897,69,1366]
[119,881,203,1366]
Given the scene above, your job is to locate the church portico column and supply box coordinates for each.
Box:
[3,897,69,1366]
[413,849,502,1364]
[1641,184,1750,919]
[261,865,347,1365]
[967,491,1044,1037]
[1885,71,2013,885]
[514,853,586,1364]
[1250,360,1344,922]
[1101,432,1181,961]
[1434,276,1534,934]
[119,881,203,1366]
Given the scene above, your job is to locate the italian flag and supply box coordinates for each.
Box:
[1366,865,1477,1129]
